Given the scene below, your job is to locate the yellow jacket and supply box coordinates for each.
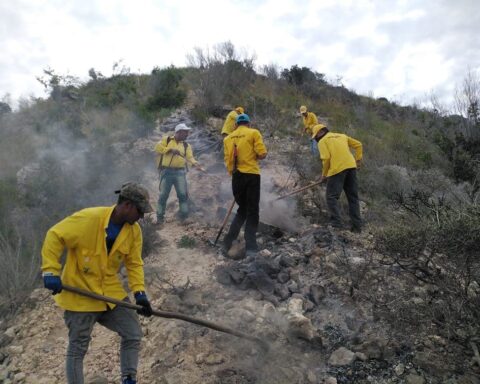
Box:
[154,136,197,169]
[224,126,267,175]
[41,206,145,311]
[303,112,318,135]
[221,110,239,135]
[319,132,363,177]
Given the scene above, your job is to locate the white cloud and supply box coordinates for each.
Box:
[0,0,478,108]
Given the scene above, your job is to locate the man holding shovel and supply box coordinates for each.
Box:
[41,182,154,384]
[313,124,363,232]
[222,113,267,258]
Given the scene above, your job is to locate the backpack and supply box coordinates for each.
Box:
[157,136,189,171]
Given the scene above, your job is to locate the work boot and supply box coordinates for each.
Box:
[350,225,362,233]
[328,221,344,230]
[221,239,232,257]
[122,375,136,384]
[245,249,258,260]
[153,219,164,230]
[180,217,194,226]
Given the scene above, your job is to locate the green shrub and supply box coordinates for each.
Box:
[176,235,196,248]
[147,66,186,111]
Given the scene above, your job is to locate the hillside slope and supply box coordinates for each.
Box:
[1,107,479,384]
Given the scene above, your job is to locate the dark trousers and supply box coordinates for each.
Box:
[224,172,261,251]
[326,168,362,229]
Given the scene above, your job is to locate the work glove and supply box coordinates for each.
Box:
[43,273,63,295]
[134,291,153,317]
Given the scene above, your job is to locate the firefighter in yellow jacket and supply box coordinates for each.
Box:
[222,113,267,257]
[299,105,319,155]
[154,123,202,225]
[312,124,363,232]
[41,182,153,384]
[221,106,244,136]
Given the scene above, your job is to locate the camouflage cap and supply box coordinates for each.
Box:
[115,182,153,213]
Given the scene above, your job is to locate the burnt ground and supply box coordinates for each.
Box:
[1,109,479,384]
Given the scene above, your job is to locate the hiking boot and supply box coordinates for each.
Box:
[122,376,136,384]
[153,219,164,230]
[327,224,343,231]
[350,225,362,233]
[221,240,232,257]
[180,217,194,226]
[245,249,258,260]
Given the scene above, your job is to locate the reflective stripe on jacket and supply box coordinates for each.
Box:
[223,126,267,175]
[154,136,197,168]
[319,132,362,177]
[221,110,239,135]
[41,206,145,311]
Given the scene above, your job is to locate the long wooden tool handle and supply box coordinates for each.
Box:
[62,284,265,347]
[274,180,324,201]
[213,199,236,245]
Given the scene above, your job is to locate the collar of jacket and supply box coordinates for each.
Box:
[103,205,131,256]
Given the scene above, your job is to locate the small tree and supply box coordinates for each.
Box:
[186,41,256,113]
[455,69,480,138]
[147,66,186,110]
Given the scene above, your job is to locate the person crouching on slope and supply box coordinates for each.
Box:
[41,182,154,384]
[312,124,363,232]
[222,113,267,258]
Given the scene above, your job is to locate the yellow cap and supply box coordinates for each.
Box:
[299,105,307,113]
[311,124,327,138]
[235,106,244,114]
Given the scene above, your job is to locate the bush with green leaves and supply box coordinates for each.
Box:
[147,66,186,111]
[176,235,196,249]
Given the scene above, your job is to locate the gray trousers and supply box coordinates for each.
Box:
[157,168,189,221]
[326,168,362,229]
[64,302,143,384]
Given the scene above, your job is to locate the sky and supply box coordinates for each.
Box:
[1,0,479,108]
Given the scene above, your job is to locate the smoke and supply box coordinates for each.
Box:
[260,171,307,233]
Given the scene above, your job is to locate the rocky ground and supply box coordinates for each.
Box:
[1,109,479,383]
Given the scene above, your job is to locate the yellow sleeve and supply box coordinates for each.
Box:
[186,144,197,165]
[154,136,168,154]
[41,214,84,275]
[302,116,308,128]
[253,130,267,157]
[124,225,145,293]
[221,112,237,135]
[319,139,330,177]
[223,137,233,174]
[310,113,318,127]
[348,136,363,161]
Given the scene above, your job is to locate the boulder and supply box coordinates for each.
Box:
[287,313,316,341]
[405,373,425,384]
[310,284,326,304]
[328,347,356,366]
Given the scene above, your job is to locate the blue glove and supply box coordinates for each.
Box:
[43,273,62,295]
[134,291,153,317]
